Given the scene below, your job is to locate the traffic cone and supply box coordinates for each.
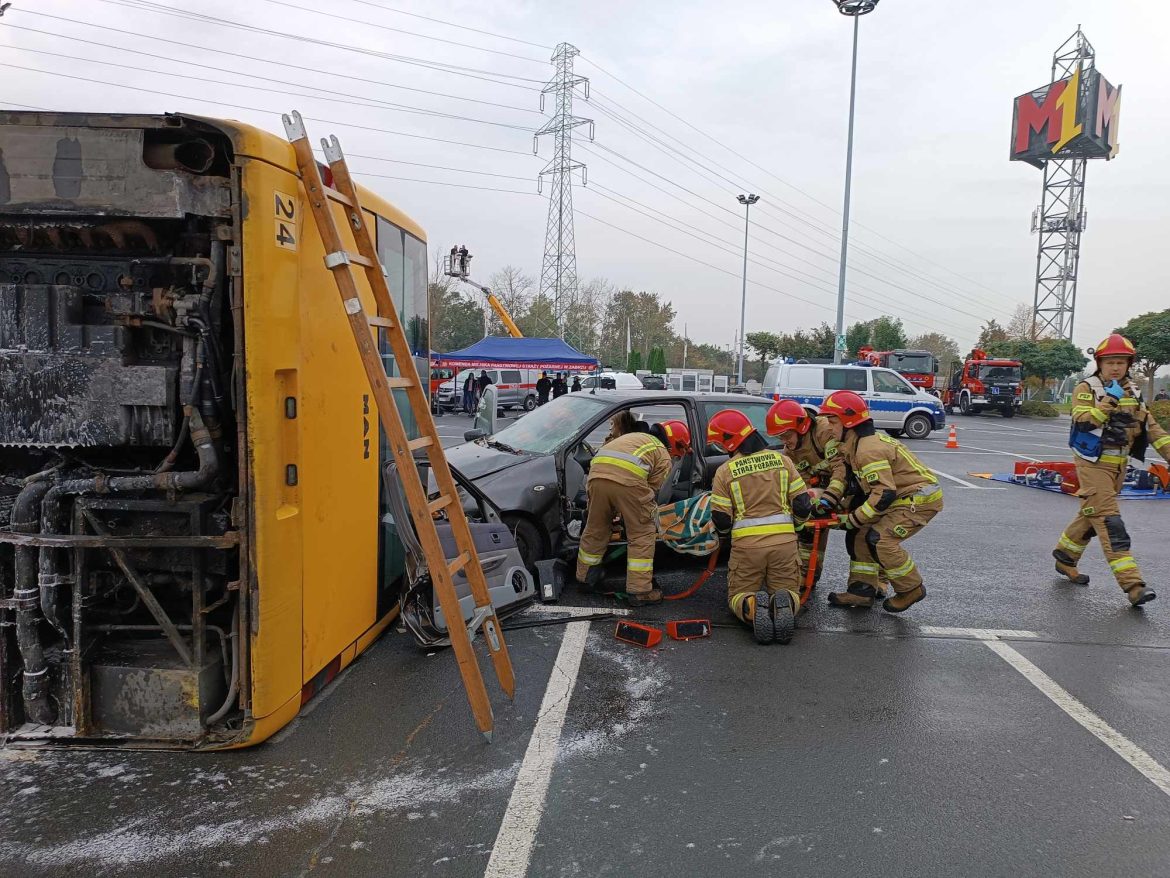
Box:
[945,424,959,449]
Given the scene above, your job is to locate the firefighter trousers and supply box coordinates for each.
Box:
[726,536,800,624]
[797,524,829,587]
[575,478,657,594]
[847,498,942,595]
[1054,459,1144,592]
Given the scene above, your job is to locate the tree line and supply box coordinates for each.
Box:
[430,259,1170,392]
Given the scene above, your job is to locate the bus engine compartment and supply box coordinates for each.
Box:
[0,114,245,746]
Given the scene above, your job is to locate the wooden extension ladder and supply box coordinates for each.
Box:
[282,110,514,741]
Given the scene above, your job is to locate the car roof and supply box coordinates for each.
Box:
[576,389,769,404]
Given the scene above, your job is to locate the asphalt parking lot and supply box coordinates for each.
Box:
[3,413,1169,877]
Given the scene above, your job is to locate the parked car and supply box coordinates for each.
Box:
[444,390,788,567]
[576,371,644,390]
[761,362,945,440]
[435,368,539,412]
[640,375,667,390]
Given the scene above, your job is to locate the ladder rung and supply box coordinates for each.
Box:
[323,187,354,208]
[448,551,471,578]
[428,495,453,515]
[385,376,416,389]
[368,316,396,329]
[323,251,375,270]
[407,436,434,452]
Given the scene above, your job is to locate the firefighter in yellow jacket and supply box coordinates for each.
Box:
[819,390,942,613]
[707,409,812,644]
[575,418,691,606]
[1055,333,1170,607]
[765,399,848,587]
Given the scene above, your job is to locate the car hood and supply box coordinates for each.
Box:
[444,441,540,479]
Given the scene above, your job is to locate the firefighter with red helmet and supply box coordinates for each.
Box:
[765,399,849,587]
[575,418,691,606]
[707,409,812,643]
[1055,334,1170,607]
[819,390,942,612]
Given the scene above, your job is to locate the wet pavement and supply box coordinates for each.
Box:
[3,413,1170,877]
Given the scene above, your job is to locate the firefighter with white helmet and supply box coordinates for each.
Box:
[1055,333,1170,607]
[707,409,812,644]
[819,390,942,613]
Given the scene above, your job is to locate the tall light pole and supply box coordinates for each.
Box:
[736,193,759,384]
[831,0,880,364]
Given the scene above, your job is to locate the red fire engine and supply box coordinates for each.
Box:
[856,347,938,391]
[938,349,1023,418]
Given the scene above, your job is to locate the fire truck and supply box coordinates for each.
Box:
[939,349,1024,418]
[857,347,938,391]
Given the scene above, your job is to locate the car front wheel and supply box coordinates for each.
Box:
[904,413,932,440]
[504,515,548,570]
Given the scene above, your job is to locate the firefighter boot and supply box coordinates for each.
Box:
[752,590,773,644]
[1053,549,1090,586]
[828,582,880,609]
[770,590,797,645]
[883,584,927,614]
[1125,584,1157,608]
[626,588,663,608]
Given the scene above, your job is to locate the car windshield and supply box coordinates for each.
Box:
[980,365,1022,382]
[891,353,933,374]
[486,394,610,454]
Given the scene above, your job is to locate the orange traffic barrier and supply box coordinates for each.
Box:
[945,424,959,449]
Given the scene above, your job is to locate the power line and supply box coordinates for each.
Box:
[1,21,542,115]
[345,155,534,182]
[587,89,1022,316]
[249,0,546,63]
[93,0,545,82]
[342,0,552,50]
[581,56,1022,307]
[2,62,536,156]
[343,171,538,195]
[0,46,535,131]
[17,8,541,91]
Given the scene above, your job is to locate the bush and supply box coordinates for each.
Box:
[1020,400,1059,418]
[1151,399,1170,432]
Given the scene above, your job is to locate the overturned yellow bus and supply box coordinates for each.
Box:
[0,112,428,748]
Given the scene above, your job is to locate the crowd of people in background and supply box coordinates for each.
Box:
[461,369,494,414]
[536,371,580,406]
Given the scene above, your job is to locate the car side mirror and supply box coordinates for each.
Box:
[464,428,486,442]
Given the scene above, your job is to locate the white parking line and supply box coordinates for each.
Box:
[932,470,1004,490]
[976,633,1170,801]
[485,609,621,877]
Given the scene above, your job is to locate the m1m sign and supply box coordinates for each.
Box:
[1011,66,1121,168]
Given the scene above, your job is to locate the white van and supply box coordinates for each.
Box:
[576,371,644,390]
[762,362,946,440]
[436,368,540,412]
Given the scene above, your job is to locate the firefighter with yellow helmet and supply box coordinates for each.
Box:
[575,417,692,606]
[707,409,812,644]
[819,390,942,613]
[765,399,849,587]
[1054,333,1170,607]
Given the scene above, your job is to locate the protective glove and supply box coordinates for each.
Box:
[815,496,835,516]
[836,516,857,531]
[1105,380,1125,400]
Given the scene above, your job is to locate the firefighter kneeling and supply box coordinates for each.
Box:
[707,409,812,644]
[575,417,691,606]
[765,399,848,588]
[819,390,942,613]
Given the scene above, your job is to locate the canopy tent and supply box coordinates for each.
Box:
[435,337,598,371]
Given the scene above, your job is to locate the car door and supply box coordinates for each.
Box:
[869,368,918,430]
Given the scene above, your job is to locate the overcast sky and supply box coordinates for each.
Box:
[2,0,1164,356]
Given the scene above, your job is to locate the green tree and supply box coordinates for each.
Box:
[648,347,667,374]
[430,283,485,352]
[908,332,961,376]
[600,290,679,367]
[977,319,1009,348]
[870,316,908,351]
[987,338,1086,393]
[746,331,783,380]
[1116,309,1170,396]
[845,321,872,358]
[517,294,557,338]
[626,350,643,373]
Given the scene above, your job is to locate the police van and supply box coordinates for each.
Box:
[762,362,946,440]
